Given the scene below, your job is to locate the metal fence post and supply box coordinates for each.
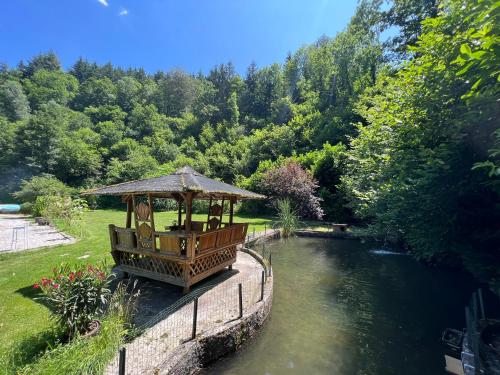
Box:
[264,224,267,235]
[118,347,126,375]
[268,252,272,276]
[238,283,243,319]
[191,297,198,340]
[260,270,265,302]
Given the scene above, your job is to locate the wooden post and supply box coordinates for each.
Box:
[219,198,225,226]
[125,197,132,228]
[184,192,193,232]
[191,297,198,340]
[147,193,156,251]
[132,194,139,231]
[229,198,235,226]
[177,199,182,227]
[207,197,212,224]
[238,283,243,319]
[109,224,117,250]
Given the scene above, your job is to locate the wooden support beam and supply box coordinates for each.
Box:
[220,198,225,226]
[184,192,193,232]
[125,197,133,228]
[207,197,212,224]
[147,193,156,251]
[229,197,235,225]
[132,194,139,231]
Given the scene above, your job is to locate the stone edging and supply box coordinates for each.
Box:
[158,248,274,374]
[294,229,357,239]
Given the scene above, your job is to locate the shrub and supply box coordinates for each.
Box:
[12,174,74,204]
[34,263,114,337]
[263,161,324,219]
[32,195,88,236]
[273,198,300,238]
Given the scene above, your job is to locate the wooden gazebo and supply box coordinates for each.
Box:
[83,167,265,293]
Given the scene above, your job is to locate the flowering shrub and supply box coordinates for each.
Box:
[34,263,113,337]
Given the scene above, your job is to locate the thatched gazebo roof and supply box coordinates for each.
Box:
[82,166,265,200]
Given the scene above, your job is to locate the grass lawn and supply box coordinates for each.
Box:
[0,209,272,359]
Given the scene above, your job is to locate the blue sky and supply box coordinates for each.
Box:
[1,0,359,75]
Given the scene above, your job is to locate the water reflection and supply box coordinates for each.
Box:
[206,237,478,375]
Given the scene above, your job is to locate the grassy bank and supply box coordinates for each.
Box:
[0,209,271,364]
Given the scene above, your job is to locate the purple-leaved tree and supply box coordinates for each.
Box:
[263,161,324,219]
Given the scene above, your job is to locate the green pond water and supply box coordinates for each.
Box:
[206,237,479,375]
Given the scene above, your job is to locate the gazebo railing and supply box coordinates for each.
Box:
[108,223,248,289]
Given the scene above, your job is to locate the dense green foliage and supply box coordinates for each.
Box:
[0,0,498,281]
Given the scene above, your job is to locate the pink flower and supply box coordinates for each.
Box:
[33,283,40,289]
[41,277,49,286]
[69,273,75,282]
[53,283,59,289]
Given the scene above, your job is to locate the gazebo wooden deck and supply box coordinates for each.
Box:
[83,167,265,293]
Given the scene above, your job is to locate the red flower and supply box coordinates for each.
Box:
[98,271,105,280]
[76,271,82,278]
[41,277,49,286]
[53,283,60,289]
[33,283,40,289]
[69,272,75,282]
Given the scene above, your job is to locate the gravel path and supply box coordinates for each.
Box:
[0,214,75,252]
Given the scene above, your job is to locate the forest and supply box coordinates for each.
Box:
[0,0,498,283]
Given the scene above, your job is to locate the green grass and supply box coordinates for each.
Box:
[17,314,126,375]
[0,209,272,366]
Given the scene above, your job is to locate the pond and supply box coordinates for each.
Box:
[206,237,479,375]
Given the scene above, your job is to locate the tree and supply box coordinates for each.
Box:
[21,51,61,77]
[0,80,30,120]
[14,103,67,173]
[24,69,79,109]
[381,0,438,58]
[105,149,159,184]
[54,129,102,185]
[155,69,198,116]
[69,58,99,83]
[264,161,324,219]
[298,142,351,221]
[343,0,499,271]
[127,103,167,139]
[116,76,142,112]
[72,77,117,110]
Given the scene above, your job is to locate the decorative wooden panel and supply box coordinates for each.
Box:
[189,246,236,277]
[209,203,222,216]
[207,217,220,230]
[138,222,153,249]
[136,202,150,221]
[116,251,184,279]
